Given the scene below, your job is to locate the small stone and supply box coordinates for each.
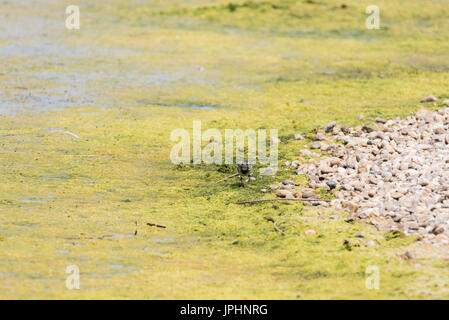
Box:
[362,125,374,133]
[294,191,303,198]
[445,135,449,145]
[316,183,329,190]
[332,126,342,135]
[326,181,337,190]
[420,95,437,103]
[312,133,326,141]
[261,167,276,176]
[342,201,359,212]
[391,192,403,200]
[355,233,364,238]
[310,142,321,149]
[375,117,386,124]
[300,149,313,157]
[320,143,330,151]
[432,226,445,235]
[302,191,315,199]
[270,137,281,144]
[438,106,449,114]
[293,133,305,140]
[324,121,337,133]
[304,229,317,236]
[261,189,267,193]
[345,215,356,222]
[291,160,301,167]
[320,166,334,174]
[282,179,296,185]
[269,184,278,190]
[402,251,415,260]
[276,190,294,199]
[406,222,419,231]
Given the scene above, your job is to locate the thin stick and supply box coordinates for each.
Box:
[273,217,285,236]
[146,222,166,229]
[234,198,331,205]
[213,173,239,184]
[43,128,80,139]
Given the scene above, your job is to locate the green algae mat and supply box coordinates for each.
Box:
[1,0,449,299]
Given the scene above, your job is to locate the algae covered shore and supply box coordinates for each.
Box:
[1,0,449,299]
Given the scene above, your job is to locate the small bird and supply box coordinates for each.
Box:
[213,161,254,185]
[237,160,253,184]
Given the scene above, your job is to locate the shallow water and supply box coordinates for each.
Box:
[136,99,218,109]
[0,3,218,115]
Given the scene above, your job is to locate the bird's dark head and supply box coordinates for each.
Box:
[237,160,253,175]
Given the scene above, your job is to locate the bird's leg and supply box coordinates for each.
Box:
[239,175,244,187]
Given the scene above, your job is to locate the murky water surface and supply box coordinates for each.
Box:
[0,2,215,114]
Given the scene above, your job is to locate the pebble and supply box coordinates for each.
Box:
[276,190,294,199]
[326,181,337,190]
[312,133,326,141]
[324,121,337,133]
[300,149,313,157]
[420,95,437,103]
[294,191,303,198]
[302,191,315,199]
[270,137,281,144]
[433,226,445,235]
[402,251,415,260]
[261,167,276,176]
